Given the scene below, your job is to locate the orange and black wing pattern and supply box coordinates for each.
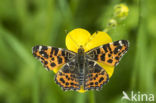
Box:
[84,60,109,90]
[32,45,76,71]
[55,60,80,90]
[86,40,129,66]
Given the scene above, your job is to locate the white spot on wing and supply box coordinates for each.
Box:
[119,40,123,46]
[48,46,51,49]
[109,42,113,45]
[100,46,103,48]
[93,62,97,66]
[39,46,42,51]
[59,48,62,50]
[66,63,69,66]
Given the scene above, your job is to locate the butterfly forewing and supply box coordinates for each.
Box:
[32,45,76,71]
[84,59,109,90]
[86,40,129,66]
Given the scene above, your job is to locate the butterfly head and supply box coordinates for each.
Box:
[78,45,84,54]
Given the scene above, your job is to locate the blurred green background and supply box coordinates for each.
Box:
[0,0,156,103]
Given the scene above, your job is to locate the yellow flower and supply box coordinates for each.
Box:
[66,28,114,93]
[114,4,129,19]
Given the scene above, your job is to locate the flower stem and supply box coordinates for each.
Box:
[89,91,95,103]
[76,93,86,103]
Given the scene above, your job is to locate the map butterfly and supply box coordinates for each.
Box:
[32,40,129,91]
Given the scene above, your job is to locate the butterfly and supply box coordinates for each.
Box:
[32,40,129,91]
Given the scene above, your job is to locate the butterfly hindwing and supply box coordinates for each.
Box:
[55,60,80,90]
[86,40,129,66]
[84,59,109,90]
[32,45,76,71]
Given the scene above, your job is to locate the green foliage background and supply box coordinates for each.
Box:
[0,0,156,103]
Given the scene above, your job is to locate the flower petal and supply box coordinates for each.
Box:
[84,31,112,52]
[53,66,61,73]
[66,28,91,53]
[78,86,86,93]
[97,62,114,78]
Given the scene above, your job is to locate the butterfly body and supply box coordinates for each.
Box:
[77,46,86,86]
[32,40,129,91]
